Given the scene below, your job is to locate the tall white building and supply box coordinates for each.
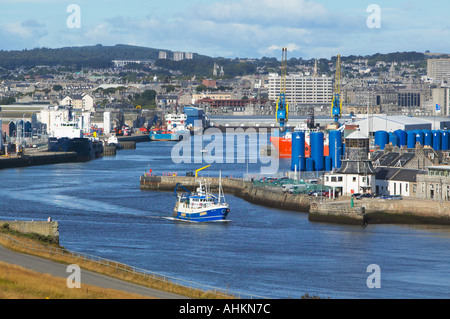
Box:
[159,51,168,59]
[185,52,193,59]
[173,51,184,61]
[268,73,333,104]
[427,58,450,82]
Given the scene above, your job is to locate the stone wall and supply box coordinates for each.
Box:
[309,202,365,225]
[140,176,311,213]
[0,220,59,241]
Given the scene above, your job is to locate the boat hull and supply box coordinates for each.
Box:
[270,136,329,158]
[48,137,103,161]
[150,132,187,141]
[174,206,230,222]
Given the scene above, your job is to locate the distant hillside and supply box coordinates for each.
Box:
[0,45,438,78]
[0,44,207,69]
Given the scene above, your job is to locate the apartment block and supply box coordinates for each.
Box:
[268,73,333,104]
[427,58,450,82]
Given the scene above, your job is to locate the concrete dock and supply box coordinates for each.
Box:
[0,151,79,170]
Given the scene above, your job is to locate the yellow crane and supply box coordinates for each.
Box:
[195,165,211,177]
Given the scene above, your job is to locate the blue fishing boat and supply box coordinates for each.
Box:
[173,174,230,222]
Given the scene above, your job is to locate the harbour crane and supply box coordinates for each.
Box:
[276,47,289,132]
[331,54,342,126]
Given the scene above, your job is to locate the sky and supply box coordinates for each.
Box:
[0,0,449,59]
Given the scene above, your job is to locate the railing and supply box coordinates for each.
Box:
[0,233,268,299]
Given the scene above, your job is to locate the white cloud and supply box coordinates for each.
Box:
[5,19,47,39]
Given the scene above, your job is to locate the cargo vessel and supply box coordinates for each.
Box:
[48,137,103,161]
[150,113,190,141]
[47,116,103,161]
[172,174,230,222]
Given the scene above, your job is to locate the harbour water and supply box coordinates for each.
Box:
[0,139,449,299]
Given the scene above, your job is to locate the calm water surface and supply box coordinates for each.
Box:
[0,140,448,299]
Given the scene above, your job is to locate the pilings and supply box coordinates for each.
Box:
[103,145,117,156]
[119,141,136,150]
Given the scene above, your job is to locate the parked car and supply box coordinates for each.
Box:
[356,193,372,200]
[282,184,295,193]
[391,195,403,200]
[379,195,393,200]
[351,193,361,198]
[288,184,307,194]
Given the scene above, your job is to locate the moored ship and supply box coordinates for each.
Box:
[270,123,329,158]
[150,113,190,141]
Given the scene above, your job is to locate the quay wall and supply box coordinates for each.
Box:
[140,176,311,212]
[357,200,450,225]
[0,220,59,242]
[309,203,366,225]
[118,134,149,143]
[0,152,78,170]
[141,176,450,226]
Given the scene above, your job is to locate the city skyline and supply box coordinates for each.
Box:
[0,0,449,59]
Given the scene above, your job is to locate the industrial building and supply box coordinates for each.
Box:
[352,115,433,135]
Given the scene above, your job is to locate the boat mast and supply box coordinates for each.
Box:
[218,171,221,204]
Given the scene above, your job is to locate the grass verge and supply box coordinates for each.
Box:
[0,229,235,299]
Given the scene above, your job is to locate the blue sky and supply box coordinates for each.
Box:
[0,0,448,59]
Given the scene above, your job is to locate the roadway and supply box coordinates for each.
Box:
[0,244,186,299]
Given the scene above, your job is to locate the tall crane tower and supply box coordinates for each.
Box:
[331,54,342,126]
[276,47,289,132]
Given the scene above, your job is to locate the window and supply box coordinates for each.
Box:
[338,177,343,182]
[353,177,356,182]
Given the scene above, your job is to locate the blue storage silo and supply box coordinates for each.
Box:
[415,130,424,146]
[329,130,343,169]
[407,131,416,149]
[310,132,324,171]
[8,121,16,137]
[291,131,305,171]
[306,158,315,172]
[388,132,398,147]
[423,130,433,146]
[325,156,332,172]
[441,130,449,151]
[375,130,389,150]
[299,156,306,172]
[432,131,441,150]
[394,130,407,147]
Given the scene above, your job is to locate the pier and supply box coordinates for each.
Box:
[140,175,450,225]
[0,151,79,170]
